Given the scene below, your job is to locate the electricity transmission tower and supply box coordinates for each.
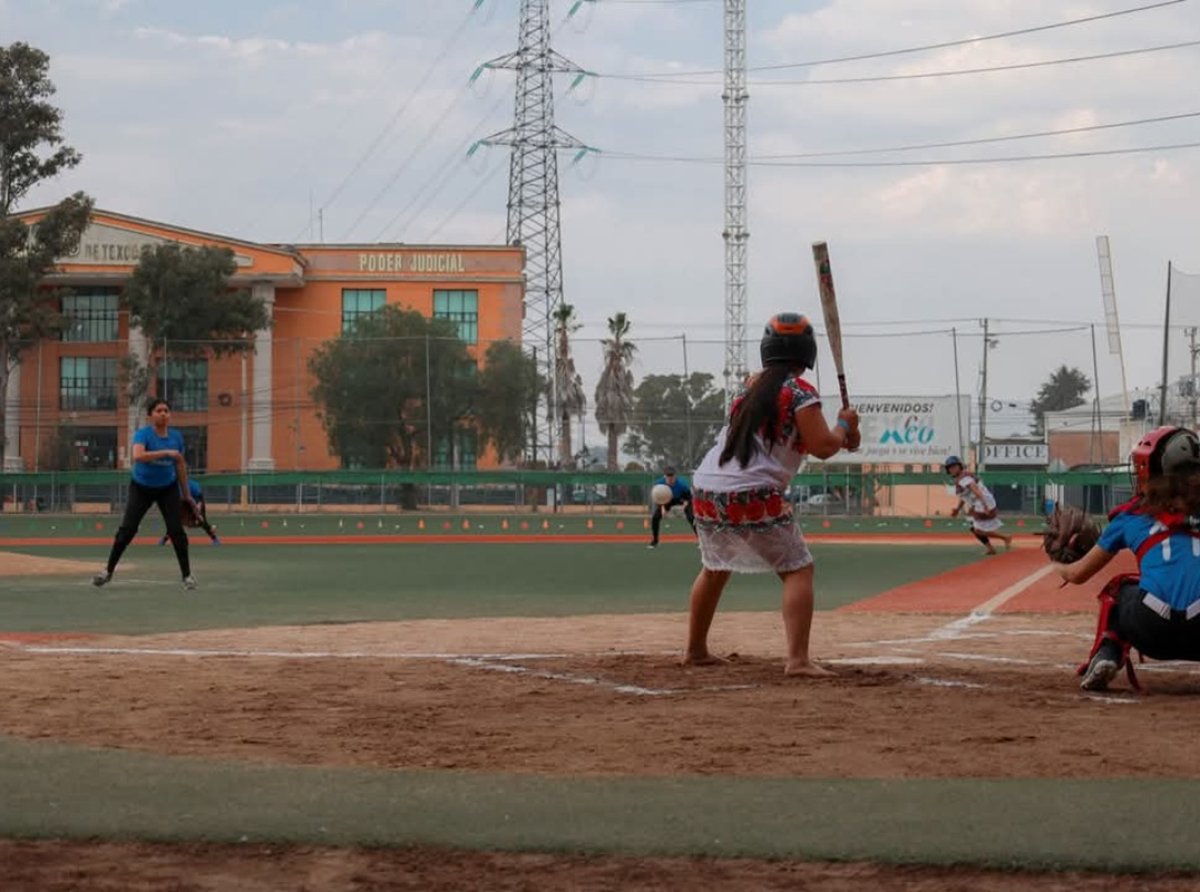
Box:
[723,0,748,398]
[478,0,586,465]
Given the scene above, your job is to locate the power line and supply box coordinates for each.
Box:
[374,98,508,243]
[298,3,484,240]
[603,109,1200,163]
[627,38,1200,86]
[342,84,473,241]
[762,139,1200,167]
[606,140,1200,169]
[595,0,1189,80]
[423,163,507,243]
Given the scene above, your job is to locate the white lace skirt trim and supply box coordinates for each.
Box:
[697,522,814,573]
[972,517,1004,533]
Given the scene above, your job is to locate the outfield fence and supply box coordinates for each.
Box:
[0,468,1133,518]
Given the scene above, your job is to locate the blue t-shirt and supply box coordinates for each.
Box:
[131,426,185,488]
[186,479,203,501]
[1099,509,1200,610]
[655,475,692,501]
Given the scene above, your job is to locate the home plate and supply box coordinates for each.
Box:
[827,656,925,666]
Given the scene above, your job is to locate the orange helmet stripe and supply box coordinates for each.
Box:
[769,314,810,335]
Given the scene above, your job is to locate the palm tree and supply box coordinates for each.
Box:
[594,312,637,471]
[554,304,587,468]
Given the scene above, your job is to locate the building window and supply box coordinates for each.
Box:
[59,357,118,411]
[47,426,119,470]
[433,289,478,344]
[61,289,120,342]
[433,428,478,471]
[176,426,208,471]
[157,359,208,412]
[342,289,386,333]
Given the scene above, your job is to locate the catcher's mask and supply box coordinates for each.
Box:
[1131,426,1200,492]
[760,313,817,370]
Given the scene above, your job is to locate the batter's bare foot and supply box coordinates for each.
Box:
[784,660,836,678]
[681,651,731,667]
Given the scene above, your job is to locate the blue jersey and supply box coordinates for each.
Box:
[131,426,185,488]
[1099,509,1200,611]
[187,479,203,501]
[655,475,692,501]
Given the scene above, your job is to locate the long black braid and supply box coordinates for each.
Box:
[719,365,793,469]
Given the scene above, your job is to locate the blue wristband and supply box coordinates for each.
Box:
[836,418,850,431]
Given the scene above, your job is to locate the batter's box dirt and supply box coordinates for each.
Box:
[4,645,1200,780]
[480,651,909,695]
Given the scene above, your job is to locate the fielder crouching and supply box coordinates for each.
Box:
[1055,426,1200,692]
[647,466,697,549]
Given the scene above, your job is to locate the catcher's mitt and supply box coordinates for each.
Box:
[1041,505,1100,564]
[180,499,201,528]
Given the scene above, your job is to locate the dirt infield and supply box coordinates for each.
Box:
[5,840,1200,892]
[0,549,106,577]
[3,608,1200,889]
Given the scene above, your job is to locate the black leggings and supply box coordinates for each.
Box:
[1111,581,1200,662]
[106,480,190,578]
[651,499,697,542]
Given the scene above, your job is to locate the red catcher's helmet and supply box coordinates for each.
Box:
[1131,426,1200,492]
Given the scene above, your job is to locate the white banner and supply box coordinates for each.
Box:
[984,441,1048,467]
[821,395,971,465]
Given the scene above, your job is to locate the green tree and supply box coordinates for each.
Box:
[1030,365,1091,434]
[594,312,637,471]
[553,303,586,468]
[477,339,542,466]
[121,243,272,404]
[308,305,475,468]
[0,42,92,467]
[625,372,725,470]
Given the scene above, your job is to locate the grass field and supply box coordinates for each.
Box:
[1,539,977,634]
[3,533,1199,889]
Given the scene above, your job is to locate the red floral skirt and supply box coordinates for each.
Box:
[692,486,813,573]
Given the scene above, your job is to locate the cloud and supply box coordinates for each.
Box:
[10,0,1200,403]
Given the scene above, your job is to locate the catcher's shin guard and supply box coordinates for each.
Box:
[1076,573,1141,691]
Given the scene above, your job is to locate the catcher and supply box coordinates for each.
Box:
[944,456,1013,554]
[160,478,220,546]
[1052,426,1200,691]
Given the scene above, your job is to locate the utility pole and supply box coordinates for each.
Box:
[1189,327,1199,428]
[722,0,748,402]
[979,318,991,472]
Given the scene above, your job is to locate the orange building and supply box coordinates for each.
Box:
[3,208,525,472]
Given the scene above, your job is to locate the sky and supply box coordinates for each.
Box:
[6,0,1200,438]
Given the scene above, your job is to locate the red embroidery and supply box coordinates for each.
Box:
[766,493,783,516]
[744,497,766,522]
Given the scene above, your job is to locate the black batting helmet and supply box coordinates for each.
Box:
[760,313,817,369]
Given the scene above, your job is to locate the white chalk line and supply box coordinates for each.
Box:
[445,656,758,697]
[16,644,754,698]
[21,645,582,660]
[847,629,1084,648]
[927,563,1057,640]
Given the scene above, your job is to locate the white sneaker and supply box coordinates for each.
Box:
[92,569,112,587]
[182,575,199,591]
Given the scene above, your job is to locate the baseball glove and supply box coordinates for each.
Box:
[180,499,201,528]
[1041,505,1100,564]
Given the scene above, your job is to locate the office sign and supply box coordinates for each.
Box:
[984,441,1048,467]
